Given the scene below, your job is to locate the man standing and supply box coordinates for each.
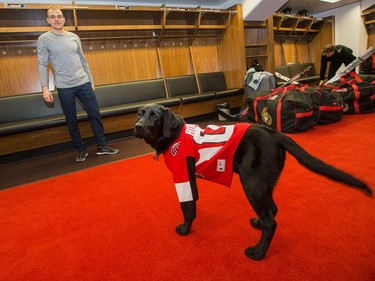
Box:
[319,44,356,85]
[37,7,119,162]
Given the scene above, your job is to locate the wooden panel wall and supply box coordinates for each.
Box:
[282,41,298,64]
[158,43,193,77]
[0,45,41,95]
[84,41,161,85]
[274,42,284,66]
[190,44,220,74]
[297,42,310,63]
[218,4,246,89]
[274,41,310,65]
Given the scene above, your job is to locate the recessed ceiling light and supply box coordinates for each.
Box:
[320,0,341,3]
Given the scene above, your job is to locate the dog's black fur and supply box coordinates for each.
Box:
[134,103,372,260]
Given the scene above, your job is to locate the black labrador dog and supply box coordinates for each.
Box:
[134,103,372,261]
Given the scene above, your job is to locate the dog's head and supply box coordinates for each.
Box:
[134,104,184,152]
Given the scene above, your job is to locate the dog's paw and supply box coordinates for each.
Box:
[245,246,265,261]
[175,221,192,236]
[250,217,261,229]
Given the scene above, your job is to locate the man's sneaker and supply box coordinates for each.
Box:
[96,146,119,156]
[76,150,88,162]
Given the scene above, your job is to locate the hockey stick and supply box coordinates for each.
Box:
[275,72,300,85]
[217,65,312,121]
[277,65,312,88]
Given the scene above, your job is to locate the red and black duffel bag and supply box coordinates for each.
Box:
[300,85,343,124]
[332,73,375,114]
[247,85,315,133]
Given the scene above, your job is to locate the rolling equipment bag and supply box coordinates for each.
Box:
[247,85,315,133]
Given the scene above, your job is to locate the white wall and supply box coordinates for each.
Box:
[315,2,369,57]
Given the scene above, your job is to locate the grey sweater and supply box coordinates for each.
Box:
[37,31,93,89]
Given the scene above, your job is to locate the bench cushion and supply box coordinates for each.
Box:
[95,78,167,107]
[198,72,227,92]
[166,75,199,97]
[275,65,291,78]
[198,71,244,98]
[0,92,63,123]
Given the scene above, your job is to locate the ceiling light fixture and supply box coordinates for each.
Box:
[320,0,341,3]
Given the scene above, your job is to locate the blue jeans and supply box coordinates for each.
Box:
[57,82,106,151]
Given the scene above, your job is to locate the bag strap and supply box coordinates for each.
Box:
[345,81,361,114]
[253,86,293,124]
[340,71,363,83]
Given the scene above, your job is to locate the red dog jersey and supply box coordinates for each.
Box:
[163,123,251,202]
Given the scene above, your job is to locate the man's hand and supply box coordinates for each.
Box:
[42,86,54,103]
[319,80,324,86]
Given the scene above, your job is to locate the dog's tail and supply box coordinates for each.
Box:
[277,132,373,196]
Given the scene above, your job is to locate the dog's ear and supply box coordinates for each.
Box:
[163,108,181,138]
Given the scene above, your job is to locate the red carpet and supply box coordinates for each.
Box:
[1,114,375,281]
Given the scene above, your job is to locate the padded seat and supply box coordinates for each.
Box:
[198,71,244,97]
[87,78,180,116]
[166,75,199,97]
[275,65,291,78]
[198,72,227,93]
[0,92,70,136]
[0,92,63,123]
[166,74,216,104]
[95,78,169,106]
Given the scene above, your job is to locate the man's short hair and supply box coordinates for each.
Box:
[47,6,63,17]
[323,44,334,54]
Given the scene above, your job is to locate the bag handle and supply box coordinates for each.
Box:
[340,71,363,83]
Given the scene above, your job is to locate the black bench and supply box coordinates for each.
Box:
[0,78,181,156]
[0,72,244,156]
[166,74,216,104]
[0,78,181,137]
